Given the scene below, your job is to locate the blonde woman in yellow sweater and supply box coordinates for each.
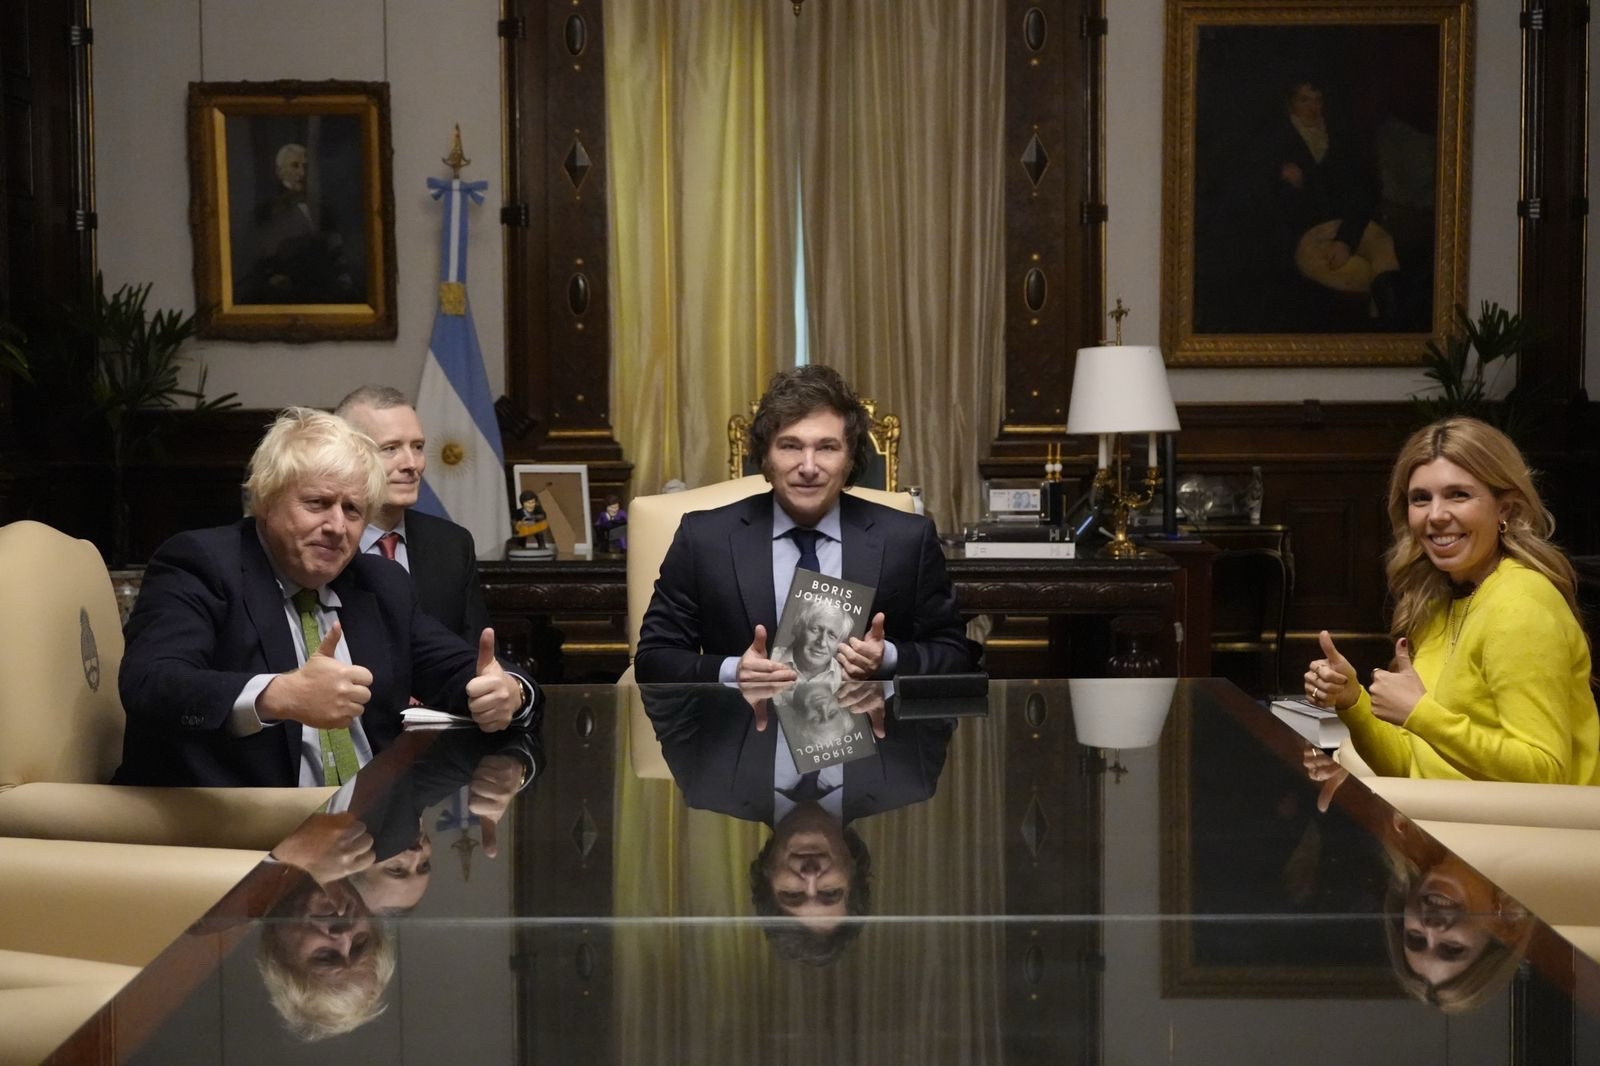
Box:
[1305,417,1600,783]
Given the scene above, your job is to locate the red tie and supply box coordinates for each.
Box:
[376,531,401,560]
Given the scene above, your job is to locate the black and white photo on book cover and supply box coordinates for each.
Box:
[771,679,877,771]
[770,567,876,689]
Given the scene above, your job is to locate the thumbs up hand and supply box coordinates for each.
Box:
[737,624,798,686]
[466,627,521,733]
[258,621,373,729]
[1369,637,1425,725]
[1303,629,1358,711]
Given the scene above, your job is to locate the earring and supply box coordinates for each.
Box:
[1499,519,1509,535]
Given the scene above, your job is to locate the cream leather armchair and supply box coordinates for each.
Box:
[0,520,333,848]
[0,835,264,1066]
[621,476,918,777]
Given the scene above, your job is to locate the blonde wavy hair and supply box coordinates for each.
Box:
[245,406,386,522]
[1384,417,1580,642]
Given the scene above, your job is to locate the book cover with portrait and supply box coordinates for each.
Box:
[770,567,875,684]
[771,680,877,771]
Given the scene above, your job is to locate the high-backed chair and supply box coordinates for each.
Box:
[727,399,902,490]
[0,520,333,849]
[622,476,918,776]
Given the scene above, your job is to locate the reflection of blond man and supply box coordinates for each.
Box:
[257,876,396,1041]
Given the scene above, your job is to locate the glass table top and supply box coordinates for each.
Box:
[48,679,1600,1065]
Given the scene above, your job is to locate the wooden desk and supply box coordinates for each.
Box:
[480,548,1209,681]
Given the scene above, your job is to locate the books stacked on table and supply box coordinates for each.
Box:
[962,522,1074,559]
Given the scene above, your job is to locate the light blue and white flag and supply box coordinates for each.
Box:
[414,177,506,559]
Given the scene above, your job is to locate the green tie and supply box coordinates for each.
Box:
[291,588,360,785]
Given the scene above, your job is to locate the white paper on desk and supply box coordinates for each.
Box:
[1270,699,1349,749]
[401,706,475,730]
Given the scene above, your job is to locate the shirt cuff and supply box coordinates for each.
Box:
[717,656,740,684]
[880,640,900,677]
[232,675,276,735]
[510,671,540,725]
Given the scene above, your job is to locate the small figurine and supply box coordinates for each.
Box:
[513,490,549,551]
[594,494,628,553]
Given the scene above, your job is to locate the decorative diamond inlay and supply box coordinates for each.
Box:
[574,704,595,738]
[1021,134,1049,188]
[1020,791,1048,859]
[564,139,592,190]
[1024,692,1047,728]
[575,941,595,979]
[571,800,599,858]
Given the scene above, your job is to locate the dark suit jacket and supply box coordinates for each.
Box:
[403,509,491,644]
[644,685,954,824]
[115,519,494,788]
[635,492,972,683]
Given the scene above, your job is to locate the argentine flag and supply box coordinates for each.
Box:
[414,177,506,559]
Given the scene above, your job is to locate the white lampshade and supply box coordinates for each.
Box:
[1068,677,1178,750]
[1065,346,1180,435]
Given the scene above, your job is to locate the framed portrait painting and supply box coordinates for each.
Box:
[187,80,397,341]
[1160,1,1473,366]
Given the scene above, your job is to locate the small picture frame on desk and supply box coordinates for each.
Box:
[510,464,592,556]
[981,478,1045,523]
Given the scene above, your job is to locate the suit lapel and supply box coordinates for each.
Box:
[237,522,304,775]
[239,522,297,671]
[839,495,885,598]
[730,493,778,633]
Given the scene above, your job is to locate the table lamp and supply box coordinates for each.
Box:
[1065,309,1180,558]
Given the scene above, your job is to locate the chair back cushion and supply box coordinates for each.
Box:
[0,521,125,788]
[624,477,916,654]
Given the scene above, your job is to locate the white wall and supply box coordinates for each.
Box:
[92,0,505,409]
[92,2,1569,412]
[1106,0,1526,403]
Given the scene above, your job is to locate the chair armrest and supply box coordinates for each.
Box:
[0,782,336,851]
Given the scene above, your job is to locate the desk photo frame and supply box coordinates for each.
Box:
[511,464,592,555]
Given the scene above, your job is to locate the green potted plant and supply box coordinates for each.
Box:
[27,275,238,563]
[1411,301,1537,443]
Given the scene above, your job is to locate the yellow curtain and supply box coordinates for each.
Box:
[606,0,794,494]
[773,1,1006,534]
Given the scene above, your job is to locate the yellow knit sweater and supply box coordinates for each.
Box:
[1340,559,1600,783]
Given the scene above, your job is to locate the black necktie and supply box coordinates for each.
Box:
[790,527,820,573]
[780,770,831,803]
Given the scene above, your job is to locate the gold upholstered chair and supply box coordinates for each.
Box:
[727,398,902,490]
[0,520,333,849]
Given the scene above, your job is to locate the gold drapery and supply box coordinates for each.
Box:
[606,0,794,494]
[772,1,1006,533]
[611,704,1006,1065]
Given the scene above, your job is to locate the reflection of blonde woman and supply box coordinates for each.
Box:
[1380,814,1533,1013]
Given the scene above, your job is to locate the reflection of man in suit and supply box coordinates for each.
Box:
[115,408,538,788]
[242,142,358,304]
[335,385,490,644]
[636,364,972,685]
[644,682,954,963]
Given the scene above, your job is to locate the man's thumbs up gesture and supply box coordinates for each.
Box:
[1369,638,1425,725]
[465,628,522,733]
[258,621,373,729]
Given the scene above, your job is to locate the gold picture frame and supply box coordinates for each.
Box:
[1160,1,1473,366]
[187,80,397,341]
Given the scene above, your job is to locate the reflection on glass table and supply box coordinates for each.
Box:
[45,680,1600,1066]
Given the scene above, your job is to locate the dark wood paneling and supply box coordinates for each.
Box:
[994,0,1103,460]
[502,0,625,480]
